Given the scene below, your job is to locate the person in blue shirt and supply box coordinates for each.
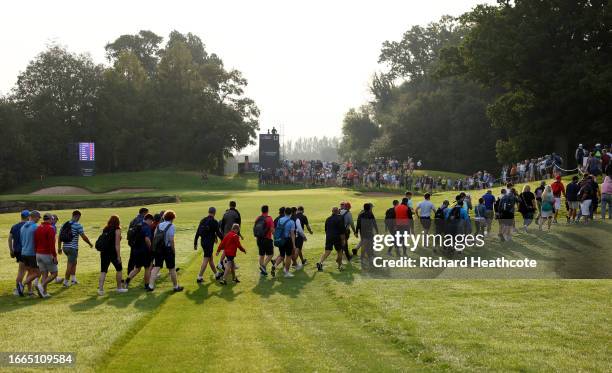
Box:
[482,190,496,236]
[9,210,30,296]
[20,210,42,296]
[272,207,296,278]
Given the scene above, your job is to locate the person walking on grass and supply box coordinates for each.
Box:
[272,207,297,278]
[20,211,41,297]
[9,210,29,296]
[294,206,312,267]
[317,207,346,272]
[57,210,92,287]
[551,176,566,224]
[384,200,398,256]
[481,190,496,236]
[149,210,183,292]
[217,201,242,272]
[601,175,612,220]
[539,186,555,231]
[127,207,149,275]
[216,223,246,285]
[340,202,356,262]
[355,203,378,264]
[415,193,435,235]
[194,207,224,283]
[519,185,537,232]
[254,205,275,277]
[565,176,581,223]
[125,214,154,290]
[474,198,486,235]
[97,215,128,295]
[34,213,59,298]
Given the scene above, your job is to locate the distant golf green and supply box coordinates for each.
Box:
[0,173,610,372]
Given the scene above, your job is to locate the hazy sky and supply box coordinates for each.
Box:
[1,0,492,147]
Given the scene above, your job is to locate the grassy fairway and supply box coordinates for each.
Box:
[0,183,611,372]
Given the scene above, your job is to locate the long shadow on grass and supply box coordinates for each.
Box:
[251,270,314,299]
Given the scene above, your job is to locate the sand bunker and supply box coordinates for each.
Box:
[31,186,155,195]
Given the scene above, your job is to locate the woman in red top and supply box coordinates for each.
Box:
[216,223,246,285]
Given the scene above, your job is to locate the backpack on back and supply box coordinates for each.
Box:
[499,196,513,214]
[448,206,461,221]
[197,217,212,237]
[152,223,172,254]
[95,229,115,252]
[273,218,288,247]
[434,207,445,220]
[59,221,74,243]
[127,223,144,248]
[253,215,268,239]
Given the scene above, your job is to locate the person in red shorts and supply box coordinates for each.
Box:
[216,223,246,285]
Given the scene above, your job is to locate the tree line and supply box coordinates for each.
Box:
[0,30,259,191]
[339,0,611,174]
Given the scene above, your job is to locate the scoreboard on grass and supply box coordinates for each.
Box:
[259,133,280,169]
[71,142,95,176]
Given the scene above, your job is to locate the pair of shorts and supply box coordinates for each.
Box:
[541,209,553,218]
[554,197,562,210]
[154,248,176,269]
[420,217,431,231]
[133,251,152,268]
[257,238,274,256]
[201,240,215,258]
[568,201,580,210]
[278,241,294,257]
[484,210,494,220]
[14,251,23,263]
[62,246,78,264]
[22,255,38,269]
[101,253,122,273]
[580,200,592,216]
[225,255,235,262]
[295,236,304,250]
[324,237,342,251]
[36,254,58,273]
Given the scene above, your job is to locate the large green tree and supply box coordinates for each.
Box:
[441,0,612,163]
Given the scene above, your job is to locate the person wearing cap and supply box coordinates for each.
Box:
[9,210,30,296]
[34,213,59,298]
[194,207,223,283]
[57,210,92,287]
[551,176,566,224]
[21,210,42,296]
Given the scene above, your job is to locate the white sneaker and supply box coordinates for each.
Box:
[116,288,128,293]
[13,289,19,296]
[71,279,79,285]
[55,277,64,284]
[35,282,45,298]
[97,289,105,296]
[284,271,294,278]
[295,264,304,271]
[43,293,52,298]
[63,280,71,288]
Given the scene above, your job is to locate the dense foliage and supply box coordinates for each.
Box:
[340,0,611,172]
[0,30,259,190]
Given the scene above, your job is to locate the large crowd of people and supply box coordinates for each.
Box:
[7,163,611,297]
[258,143,612,192]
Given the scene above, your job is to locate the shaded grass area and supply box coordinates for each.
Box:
[0,188,610,372]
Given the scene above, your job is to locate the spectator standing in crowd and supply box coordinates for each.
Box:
[539,186,555,231]
[415,193,435,235]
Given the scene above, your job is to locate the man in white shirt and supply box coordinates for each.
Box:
[415,193,436,234]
